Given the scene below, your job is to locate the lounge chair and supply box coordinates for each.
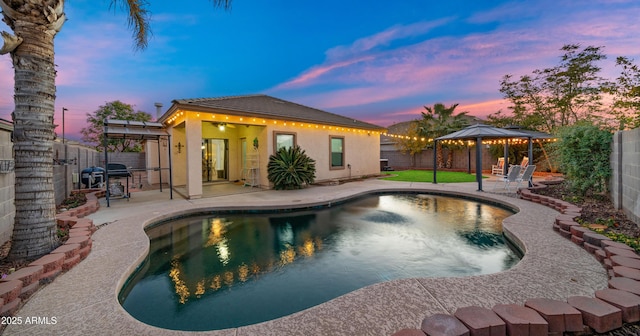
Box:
[515,165,536,189]
[508,156,528,172]
[493,165,521,191]
[518,156,529,169]
[491,157,505,175]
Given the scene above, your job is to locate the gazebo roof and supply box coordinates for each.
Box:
[103,119,169,141]
[503,125,554,139]
[435,123,531,141]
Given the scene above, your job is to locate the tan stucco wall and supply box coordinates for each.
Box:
[171,123,187,187]
[154,111,381,198]
[263,124,380,183]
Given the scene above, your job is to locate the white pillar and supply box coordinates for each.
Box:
[185,116,202,199]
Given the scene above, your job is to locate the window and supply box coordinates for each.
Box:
[274,132,296,151]
[330,136,344,169]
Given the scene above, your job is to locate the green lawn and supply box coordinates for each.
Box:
[381,170,485,183]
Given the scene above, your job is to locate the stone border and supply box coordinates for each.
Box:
[394,181,640,336]
[0,190,103,317]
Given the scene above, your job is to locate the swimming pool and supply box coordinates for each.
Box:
[119,193,520,331]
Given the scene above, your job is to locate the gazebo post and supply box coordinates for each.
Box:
[168,135,173,199]
[476,137,483,191]
[432,140,438,184]
[467,142,471,174]
[103,119,110,207]
[528,137,533,187]
[157,137,163,192]
[503,139,509,175]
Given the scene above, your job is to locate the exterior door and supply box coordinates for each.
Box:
[202,138,228,182]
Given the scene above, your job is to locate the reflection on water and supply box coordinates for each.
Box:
[120,194,519,331]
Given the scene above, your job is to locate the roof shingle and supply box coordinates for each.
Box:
[166,94,385,131]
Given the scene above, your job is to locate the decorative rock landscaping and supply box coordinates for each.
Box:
[0,190,103,319]
[393,181,640,336]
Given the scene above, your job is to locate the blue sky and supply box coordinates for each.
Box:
[1,0,640,139]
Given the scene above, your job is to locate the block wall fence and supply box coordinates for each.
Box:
[0,130,145,246]
[611,128,640,226]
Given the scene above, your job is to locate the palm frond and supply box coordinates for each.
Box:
[110,0,232,50]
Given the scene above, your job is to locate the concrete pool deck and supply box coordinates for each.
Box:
[4,179,608,335]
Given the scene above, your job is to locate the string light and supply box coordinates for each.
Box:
[161,111,386,135]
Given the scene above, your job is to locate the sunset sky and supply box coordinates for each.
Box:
[1,0,640,140]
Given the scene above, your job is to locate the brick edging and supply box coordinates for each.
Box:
[393,180,640,336]
[0,189,105,317]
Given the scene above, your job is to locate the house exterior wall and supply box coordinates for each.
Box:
[155,110,381,198]
[170,123,188,188]
[283,125,379,181]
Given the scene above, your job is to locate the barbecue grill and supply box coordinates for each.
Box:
[106,163,132,178]
[106,163,132,199]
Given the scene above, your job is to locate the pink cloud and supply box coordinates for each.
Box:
[0,59,13,120]
[458,99,510,118]
[326,19,452,60]
[272,4,640,122]
[274,56,374,89]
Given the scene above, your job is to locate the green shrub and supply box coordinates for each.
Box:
[267,145,316,190]
[555,123,612,195]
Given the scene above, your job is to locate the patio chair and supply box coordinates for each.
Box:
[493,165,521,191]
[515,165,536,189]
[519,156,529,169]
[508,156,528,171]
[491,157,505,175]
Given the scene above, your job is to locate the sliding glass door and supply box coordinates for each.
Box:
[202,138,228,182]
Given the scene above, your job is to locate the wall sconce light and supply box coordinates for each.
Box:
[218,123,226,131]
[175,142,184,154]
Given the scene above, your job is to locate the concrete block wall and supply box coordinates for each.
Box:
[0,123,147,245]
[611,128,640,226]
[380,146,494,171]
[52,142,102,205]
[106,151,145,169]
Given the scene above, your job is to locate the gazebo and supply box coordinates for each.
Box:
[433,124,532,191]
[102,119,173,206]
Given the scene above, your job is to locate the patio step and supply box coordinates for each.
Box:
[595,289,640,323]
[391,329,426,336]
[567,296,622,333]
[0,280,22,306]
[524,298,583,333]
[454,306,506,336]
[611,255,640,269]
[601,240,635,250]
[612,266,640,281]
[28,253,65,283]
[609,277,640,295]
[605,246,640,259]
[421,314,469,336]
[51,243,81,260]
[492,304,548,336]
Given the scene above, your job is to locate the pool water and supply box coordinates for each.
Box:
[119,194,519,331]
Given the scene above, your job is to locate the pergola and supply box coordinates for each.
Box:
[433,124,533,191]
[102,119,173,207]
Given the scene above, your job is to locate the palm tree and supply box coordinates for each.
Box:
[418,103,470,168]
[0,0,231,261]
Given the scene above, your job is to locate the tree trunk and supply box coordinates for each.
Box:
[3,0,65,260]
[436,142,444,168]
